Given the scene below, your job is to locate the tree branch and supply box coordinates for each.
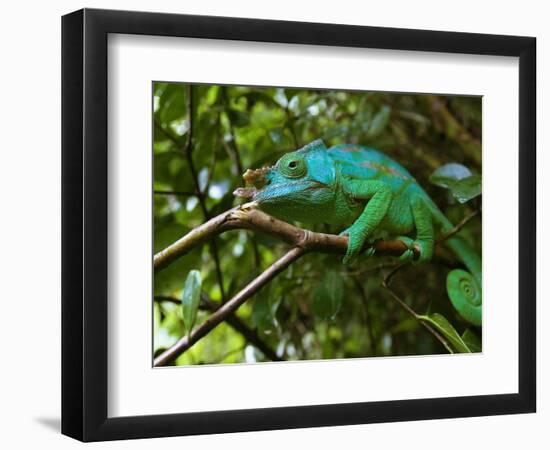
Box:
[154,293,282,362]
[424,95,481,167]
[436,209,480,244]
[154,204,417,272]
[378,210,479,353]
[153,203,475,364]
[154,246,305,366]
[381,264,454,353]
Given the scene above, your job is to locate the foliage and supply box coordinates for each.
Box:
[153,82,482,365]
[181,270,201,337]
[430,163,482,204]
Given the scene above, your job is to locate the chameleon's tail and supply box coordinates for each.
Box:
[443,237,482,326]
[430,206,482,327]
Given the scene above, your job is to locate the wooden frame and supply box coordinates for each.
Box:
[61,8,536,441]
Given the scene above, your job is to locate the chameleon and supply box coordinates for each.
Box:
[234,139,481,326]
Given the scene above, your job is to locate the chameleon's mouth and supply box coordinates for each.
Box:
[233,186,259,199]
[233,165,273,200]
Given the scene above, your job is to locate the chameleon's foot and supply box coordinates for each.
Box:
[396,236,433,263]
[340,226,371,265]
[396,236,415,262]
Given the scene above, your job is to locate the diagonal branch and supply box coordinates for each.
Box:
[424,95,481,166]
[379,210,480,353]
[155,293,282,362]
[154,247,305,367]
[381,264,454,353]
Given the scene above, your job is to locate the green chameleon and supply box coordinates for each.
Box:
[234,139,481,326]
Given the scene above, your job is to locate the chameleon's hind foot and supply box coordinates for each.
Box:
[396,236,433,263]
[396,236,415,262]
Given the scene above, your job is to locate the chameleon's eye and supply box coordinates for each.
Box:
[278,153,306,178]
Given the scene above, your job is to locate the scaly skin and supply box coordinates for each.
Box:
[234,139,481,326]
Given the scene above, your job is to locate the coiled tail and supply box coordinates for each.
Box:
[446,266,482,327]
[431,207,482,326]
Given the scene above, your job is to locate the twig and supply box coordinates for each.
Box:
[154,247,305,366]
[381,265,454,353]
[155,85,227,301]
[425,95,481,166]
[379,209,480,353]
[154,294,282,362]
[211,345,246,364]
[436,209,480,244]
[221,87,244,175]
[220,94,262,269]
[284,106,300,148]
[351,277,377,356]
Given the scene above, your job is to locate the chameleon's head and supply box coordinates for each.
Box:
[234,140,336,221]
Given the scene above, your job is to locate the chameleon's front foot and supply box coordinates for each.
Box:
[339,226,374,265]
[396,236,433,263]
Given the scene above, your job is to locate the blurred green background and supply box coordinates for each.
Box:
[153,82,482,365]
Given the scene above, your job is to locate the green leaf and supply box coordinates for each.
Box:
[418,313,471,353]
[159,84,187,123]
[227,109,250,127]
[390,317,420,334]
[181,270,202,336]
[312,271,344,320]
[450,175,482,203]
[238,91,279,108]
[366,105,391,137]
[430,163,481,203]
[462,329,482,353]
[206,86,220,105]
[430,163,472,187]
[252,284,280,334]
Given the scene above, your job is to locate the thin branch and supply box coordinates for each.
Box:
[436,209,480,244]
[284,106,300,148]
[154,247,305,367]
[211,345,246,364]
[154,294,282,362]
[183,87,225,295]
[200,294,283,362]
[425,95,481,166]
[220,87,244,175]
[381,265,454,353]
[379,209,480,353]
[221,89,262,269]
[351,276,377,356]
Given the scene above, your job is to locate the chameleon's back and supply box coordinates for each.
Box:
[328,144,416,190]
[326,144,481,326]
[327,143,445,224]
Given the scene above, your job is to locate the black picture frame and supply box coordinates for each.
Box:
[62,8,536,442]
